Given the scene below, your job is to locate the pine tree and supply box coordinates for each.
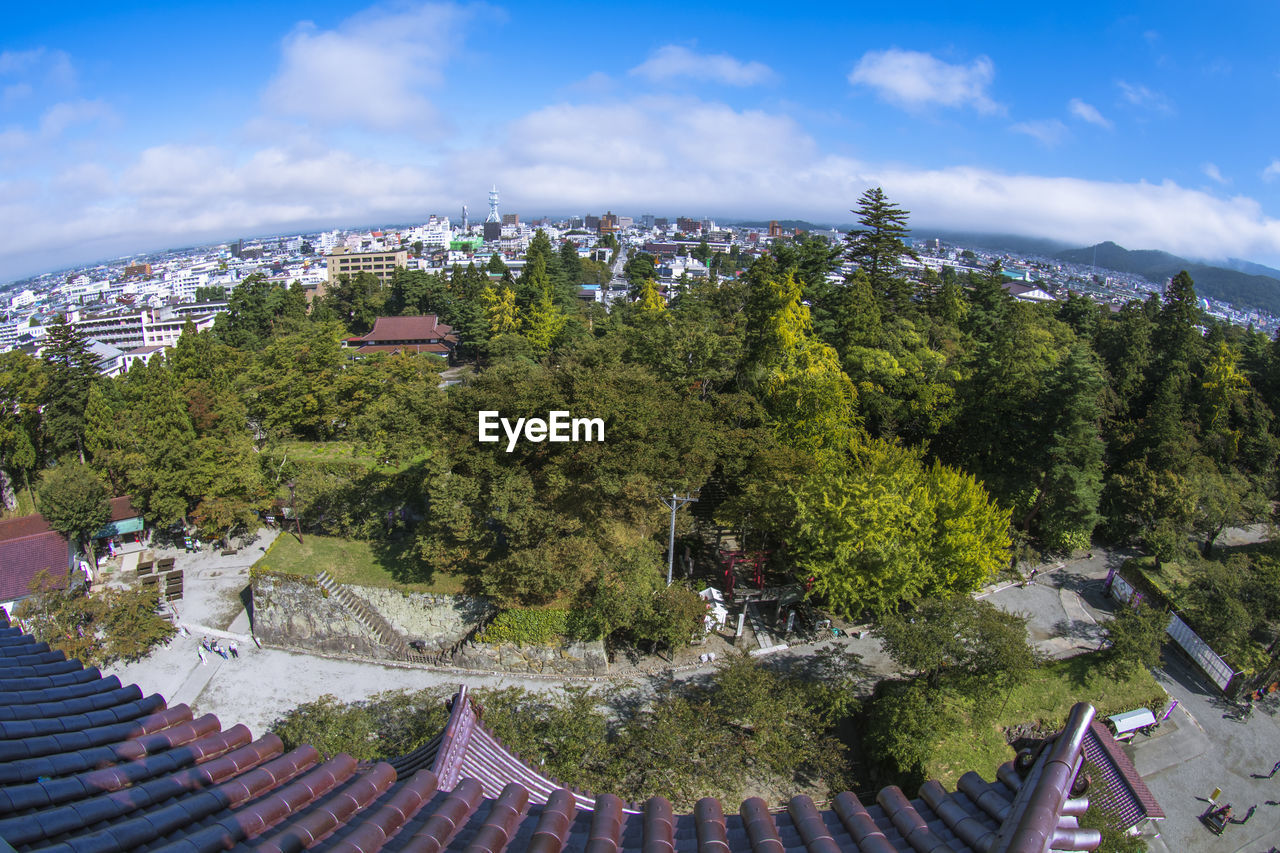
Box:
[844,187,919,313]
[521,291,567,353]
[1031,345,1106,551]
[558,240,582,286]
[134,362,197,526]
[41,315,98,462]
[83,383,125,495]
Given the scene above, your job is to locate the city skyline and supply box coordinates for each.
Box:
[4,1,1280,282]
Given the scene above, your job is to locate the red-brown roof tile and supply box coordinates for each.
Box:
[0,514,52,543]
[1081,719,1165,831]
[0,617,1106,852]
[349,343,452,355]
[352,316,456,344]
[107,496,141,524]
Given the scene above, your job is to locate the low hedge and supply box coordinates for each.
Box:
[477,608,599,645]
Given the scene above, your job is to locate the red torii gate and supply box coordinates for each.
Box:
[717,549,771,595]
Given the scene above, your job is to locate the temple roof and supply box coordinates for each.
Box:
[1080,719,1165,832]
[0,617,1106,852]
[350,316,457,345]
[0,517,68,604]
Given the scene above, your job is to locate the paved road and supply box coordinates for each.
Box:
[1139,649,1280,852]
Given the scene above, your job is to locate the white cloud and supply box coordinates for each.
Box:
[0,48,75,89]
[38,99,114,138]
[3,82,32,105]
[1117,80,1173,114]
[629,45,775,86]
[1068,98,1111,129]
[461,96,1280,265]
[1263,160,1280,182]
[0,49,47,75]
[1011,119,1068,147]
[876,169,1280,262]
[11,90,1280,282]
[1202,163,1229,185]
[849,49,1000,113]
[0,128,30,152]
[262,3,477,132]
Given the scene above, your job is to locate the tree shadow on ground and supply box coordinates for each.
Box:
[1051,617,1106,647]
[367,534,482,594]
[1152,644,1224,703]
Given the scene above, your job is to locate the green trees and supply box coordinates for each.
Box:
[844,187,919,312]
[41,316,98,462]
[743,263,857,452]
[1103,600,1168,678]
[15,570,175,666]
[789,440,1009,618]
[1027,344,1107,551]
[215,273,308,348]
[877,596,1037,691]
[35,463,110,565]
[270,656,848,809]
[132,363,197,526]
[0,351,45,511]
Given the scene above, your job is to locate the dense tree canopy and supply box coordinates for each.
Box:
[5,188,1277,662]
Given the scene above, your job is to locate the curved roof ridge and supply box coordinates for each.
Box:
[428,684,636,813]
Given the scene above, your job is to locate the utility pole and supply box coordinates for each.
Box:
[661,492,698,586]
[286,480,303,545]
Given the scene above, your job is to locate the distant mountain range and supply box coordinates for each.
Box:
[730,222,1280,317]
[1053,242,1280,316]
[913,230,1077,257]
[728,219,835,232]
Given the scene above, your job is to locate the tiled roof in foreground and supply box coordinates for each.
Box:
[0,617,1104,852]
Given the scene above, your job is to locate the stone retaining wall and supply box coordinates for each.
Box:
[451,639,609,676]
[250,573,391,660]
[358,587,495,653]
[251,572,604,674]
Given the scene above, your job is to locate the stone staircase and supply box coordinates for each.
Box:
[314,570,431,664]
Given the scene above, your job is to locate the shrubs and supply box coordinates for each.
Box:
[476,608,574,645]
[271,655,852,809]
[14,570,176,667]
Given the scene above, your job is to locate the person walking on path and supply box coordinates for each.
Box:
[1269,760,1280,779]
[228,640,238,659]
[197,646,207,666]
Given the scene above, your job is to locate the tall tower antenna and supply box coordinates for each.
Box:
[462,204,469,232]
[486,185,500,223]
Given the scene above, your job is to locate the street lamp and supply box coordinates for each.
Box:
[286,480,303,544]
[661,492,698,586]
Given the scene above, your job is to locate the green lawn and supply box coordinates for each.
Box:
[253,533,470,595]
[1124,555,1195,603]
[925,657,1166,788]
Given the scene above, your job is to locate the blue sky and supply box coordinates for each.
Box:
[3,0,1280,282]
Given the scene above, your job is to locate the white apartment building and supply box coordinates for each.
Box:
[9,290,36,310]
[163,269,210,301]
[70,307,220,351]
[314,231,340,254]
